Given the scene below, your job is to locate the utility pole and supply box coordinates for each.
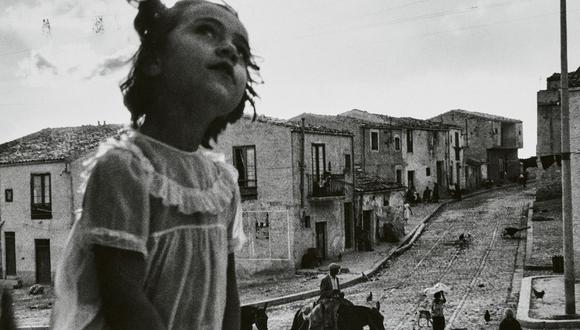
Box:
[560,0,576,315]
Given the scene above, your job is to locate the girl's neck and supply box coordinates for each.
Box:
[138,101,214,153]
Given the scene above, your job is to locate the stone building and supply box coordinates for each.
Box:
[429,109,523,189]
[289,113,403,181]
[570,87,580,275]
[536,68,580,201]
[340,109,465,196]
[288,114,408,249]
[214,116,355,275]
[0,124,122,284]
[0,118,355,279]
[354,172,406,249]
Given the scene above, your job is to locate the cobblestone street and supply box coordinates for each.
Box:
[262,186,534,329]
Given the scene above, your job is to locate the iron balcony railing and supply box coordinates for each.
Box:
[307,173,345,198]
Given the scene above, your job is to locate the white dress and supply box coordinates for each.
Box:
[51,130,246,329]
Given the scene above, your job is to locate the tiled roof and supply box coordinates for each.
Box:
[355,171,404,192]
[248,115,353,136]
[340,109,462,130]
[547,66,580,87]
[0,124,123,165]
[289,113,397,129]
[434,109,522,123]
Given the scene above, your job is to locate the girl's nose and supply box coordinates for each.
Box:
[215,41,239,65]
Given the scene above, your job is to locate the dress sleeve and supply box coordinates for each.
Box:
[222,164,246,254]
[79,149,150,256]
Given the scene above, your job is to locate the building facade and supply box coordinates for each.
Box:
[214,116,355,275]
[340,109,465,196]
[288,114,409,250]
[429,109,522,189]
[536,69,580,201]
[0,124,121,284]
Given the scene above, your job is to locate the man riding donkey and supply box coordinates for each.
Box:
[318,263,352,330]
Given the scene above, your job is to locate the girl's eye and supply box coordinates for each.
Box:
[197,25,216,39]
[236,46,250,62]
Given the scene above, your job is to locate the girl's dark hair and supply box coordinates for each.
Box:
[121,0,260,148]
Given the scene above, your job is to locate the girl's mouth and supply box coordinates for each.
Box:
[208,62,235,83]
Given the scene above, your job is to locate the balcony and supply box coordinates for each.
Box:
[307,173,345,200]
[238,179,257,201]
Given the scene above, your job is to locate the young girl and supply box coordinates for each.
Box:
[431,291,446,330]
[51,0,260,329]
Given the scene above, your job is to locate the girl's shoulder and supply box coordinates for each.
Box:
[79,130,153,192]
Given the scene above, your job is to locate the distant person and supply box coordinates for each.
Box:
[431,291,446,330]
[423,186,431,203]
[51,1,259,328]
[499,308,522,330]
[403,203,413,233]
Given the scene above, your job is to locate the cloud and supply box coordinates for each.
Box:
[16,42,135,85]
[85,47,135,79]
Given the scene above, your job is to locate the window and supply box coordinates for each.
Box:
[426,167,431,176]
[5,189,13,202]
[454,132,461,160]
[311,143,326,180]
[383,192,390,206]
[406,130,413,153]
[31,173,51,219]
[396,169,402,184]
[370,130,379,151]
[233,146,257,200]
[344,154,351,173]
[394,136,401,151]
[407,170,415,188]
[304,215,311,229]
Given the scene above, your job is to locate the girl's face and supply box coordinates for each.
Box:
[155,2,249,119]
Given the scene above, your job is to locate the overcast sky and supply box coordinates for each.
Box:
[1,0,579,157]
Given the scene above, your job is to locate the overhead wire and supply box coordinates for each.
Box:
[295,0,542,40]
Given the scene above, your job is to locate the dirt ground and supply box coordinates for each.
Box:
[526,198,563,268]
[10,285,53,328]
[263,186,535,329]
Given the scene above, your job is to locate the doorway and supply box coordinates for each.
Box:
[5,232,15,277]
[407,170,415,189]
[315,222,327,260]
[343,202,353,249]
[35,239,51,284]
[436,161,444,186]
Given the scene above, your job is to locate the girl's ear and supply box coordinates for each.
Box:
[142,50,162,77]
[143,59,161,77]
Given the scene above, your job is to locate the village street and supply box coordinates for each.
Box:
[262,186,534,329]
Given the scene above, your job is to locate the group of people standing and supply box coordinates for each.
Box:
[405,183,440,205]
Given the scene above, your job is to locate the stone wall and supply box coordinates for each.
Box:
[0,162,73,284]
[568,88,580,276]
[215,119,298,275]
[536,89,562,201]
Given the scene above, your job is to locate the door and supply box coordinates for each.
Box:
[5,232,15,277]
[315,222,327,260]
[362,210,373,249]
[35,239,51,284]
[407,170,415,189]
[436,161,444,186]
[344,202,353,249]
